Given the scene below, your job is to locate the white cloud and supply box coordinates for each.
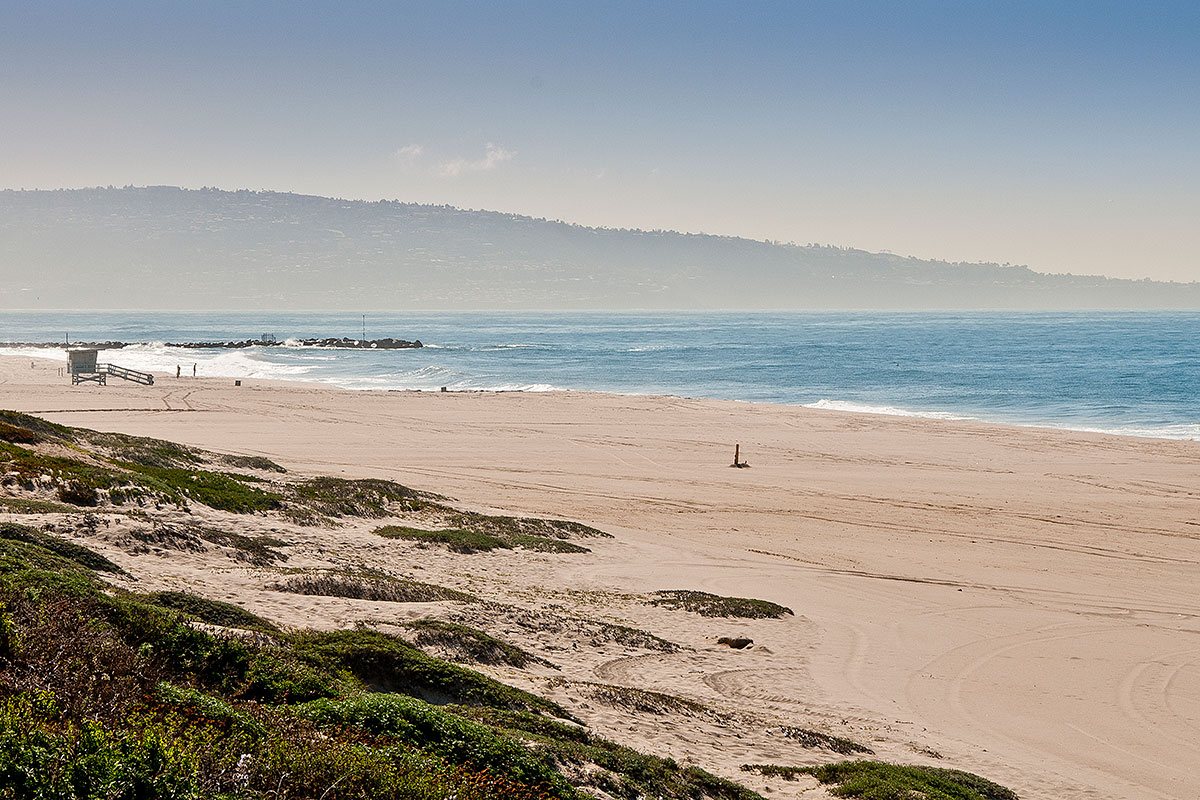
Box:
[437,143,514,177]
[392,143,424,165]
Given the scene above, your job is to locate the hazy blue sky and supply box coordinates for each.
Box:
[3,1,1198,281]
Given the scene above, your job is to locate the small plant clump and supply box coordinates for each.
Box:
[578,619,679,653]
[375,525,512,553]
[295,693,575,797]
[462,706,761,800]
[649,590,793,619]
[57,480,100,506]
[404,619,551,669]
[144,590,282,634]
[750,760,1020,800]
[0,496,75,514]
[272,572,476,603]
[372,525,596,555]
[0,522,124,574]
[0,420,43,445]
[432,509,610,542]
[291,628,572,718]
[118,463,284,513]
[511,535,591,553]
[80,429,203,469]
[221,453,287,472]
[0,411,71,442]
[287,476,428,522]
[199,529,288,565]
[777,724,873,755]
[0,412,287,515]
[583,683,709,716]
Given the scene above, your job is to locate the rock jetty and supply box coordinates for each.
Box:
[2,337,422,350]
[168,337,423,349]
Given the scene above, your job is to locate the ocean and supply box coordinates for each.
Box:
[1,310,1197,441]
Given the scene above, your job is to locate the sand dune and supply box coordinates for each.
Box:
[2,354,1198,799]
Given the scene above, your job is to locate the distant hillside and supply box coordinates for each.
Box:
[1,186,1196,309]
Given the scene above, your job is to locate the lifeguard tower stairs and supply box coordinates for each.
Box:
[67,349,154,386]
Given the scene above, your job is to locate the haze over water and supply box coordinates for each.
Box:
[2,310,1197,441]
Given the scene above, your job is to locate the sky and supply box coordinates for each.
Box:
[2,1,1198,282]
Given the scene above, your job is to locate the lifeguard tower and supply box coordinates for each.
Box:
[67,348,154,386]
[67,348,104,384]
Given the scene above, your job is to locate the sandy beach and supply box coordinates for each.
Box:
[2,353,1199,800]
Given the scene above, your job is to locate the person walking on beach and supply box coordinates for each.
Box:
[193,363,197,377]
[176,365,181,378]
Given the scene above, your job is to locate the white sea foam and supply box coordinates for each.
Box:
[1042,422,1200,441]
[804,398,977,421]
[114,343,312,380]
[0,347,67,361]
[804,398,1200,441]
[4,344,311,380]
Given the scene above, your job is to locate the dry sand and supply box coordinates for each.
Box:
[3,354,1199,800]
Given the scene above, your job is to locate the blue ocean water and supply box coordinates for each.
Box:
[1,311,1197,440]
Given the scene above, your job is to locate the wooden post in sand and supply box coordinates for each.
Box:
[731,444,747,468]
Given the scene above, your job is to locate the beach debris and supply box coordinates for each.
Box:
[716,636,753,649]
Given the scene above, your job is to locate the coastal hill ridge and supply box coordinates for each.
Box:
[2,186,1196,310]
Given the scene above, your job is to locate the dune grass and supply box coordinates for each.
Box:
[404,619,550,669]
[375,524,512,553]
[463,705,760,800]
[741,761,1019,800]
[287,476,428,522]
[649,590,792,619]
[778,724,873,755]
[511,534,591,553]
[144,590,281,634]
[291,628,572,718]
[0,522,124,574]
[199,529,288,565]
[582,683,709,716]
[272,572,476,603]
[0,496,75,514]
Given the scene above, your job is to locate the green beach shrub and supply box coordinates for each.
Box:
[143,591,281,634]
[297,693,577,799]
[293,628,572,718]
[375,525,511,553]
[405,619,549,669]
[649,590,792,619]
[272,572,476,603]
[0,523,124,574]
[768,760,1020,800]
[510,535,591,553]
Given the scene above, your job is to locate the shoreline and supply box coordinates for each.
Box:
[3,347,1197,444]
[3,353,1200,798]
